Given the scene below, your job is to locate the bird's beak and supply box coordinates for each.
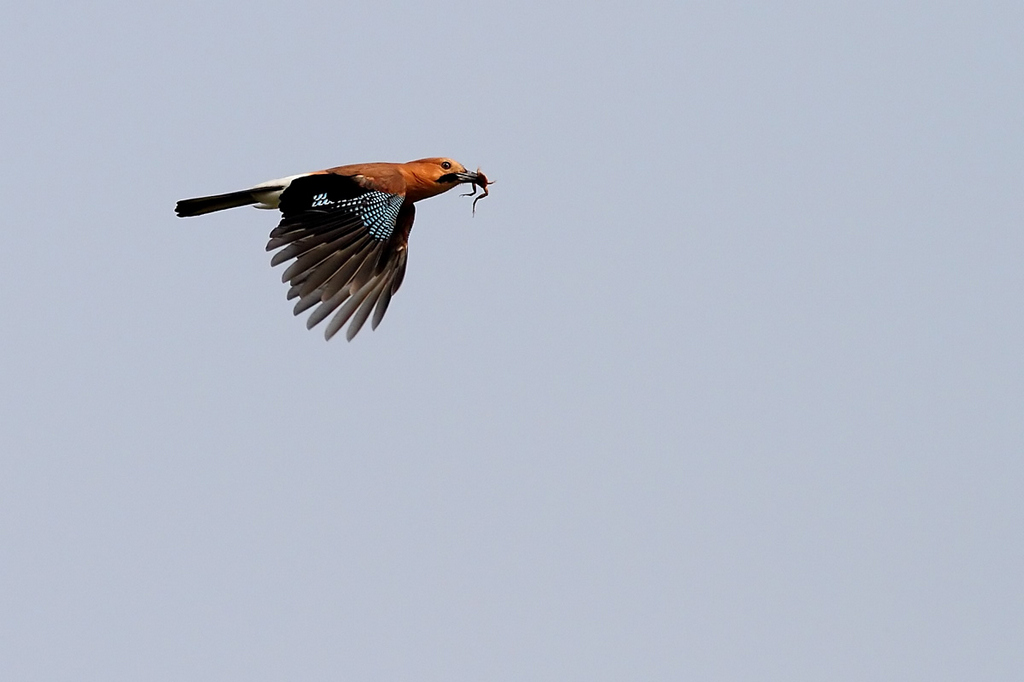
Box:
[438,170,483,185]
[454,170,482,184]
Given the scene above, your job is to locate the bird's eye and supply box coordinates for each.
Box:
[441,161,452,170]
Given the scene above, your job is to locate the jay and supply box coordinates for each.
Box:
[176,158,488,341]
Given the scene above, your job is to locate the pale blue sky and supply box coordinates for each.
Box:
[2,2,1023,680]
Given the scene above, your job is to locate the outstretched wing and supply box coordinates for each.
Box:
[265,173,415,340]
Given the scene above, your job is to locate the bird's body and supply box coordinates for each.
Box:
[176,158,488,340]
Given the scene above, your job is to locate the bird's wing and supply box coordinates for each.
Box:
[265,171,415,340]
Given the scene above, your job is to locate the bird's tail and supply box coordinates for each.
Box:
[175,189,266,217]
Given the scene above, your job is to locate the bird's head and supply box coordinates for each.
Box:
[402,157,485,202]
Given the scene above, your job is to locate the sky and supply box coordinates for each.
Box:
[2,1,1023,680]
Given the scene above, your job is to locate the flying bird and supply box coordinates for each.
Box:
[176,158,490,341]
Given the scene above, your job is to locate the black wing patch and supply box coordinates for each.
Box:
[266,174,412,340]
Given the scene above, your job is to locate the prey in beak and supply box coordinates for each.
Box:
[442,168,491,215]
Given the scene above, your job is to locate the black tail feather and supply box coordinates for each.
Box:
[176,189,267,217]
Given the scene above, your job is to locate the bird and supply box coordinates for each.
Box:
[176,157,489,341]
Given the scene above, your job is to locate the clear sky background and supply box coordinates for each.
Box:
[2,2,1022,680]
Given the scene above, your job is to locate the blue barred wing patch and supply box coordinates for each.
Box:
[309,190,404,241]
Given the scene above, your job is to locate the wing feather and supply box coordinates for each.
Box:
[371,275,395,330]
[264,173,416,339]
[269,223,360,266]
[295,235,374,296]
[306,287,351,330]
[318,240,379,300]
[345,276,392,341]
[324,278,378,341]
